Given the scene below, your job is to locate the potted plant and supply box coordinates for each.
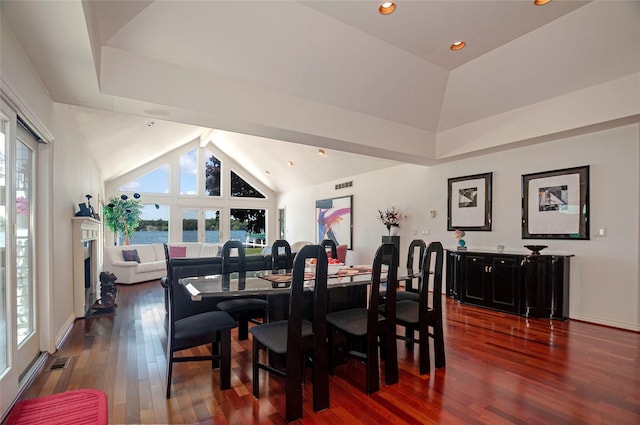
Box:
[102,193,143,245]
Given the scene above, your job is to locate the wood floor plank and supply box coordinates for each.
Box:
[11,279,640,424]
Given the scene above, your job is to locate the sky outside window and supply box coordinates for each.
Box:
[180,149,197,195]
[120,164,169,194]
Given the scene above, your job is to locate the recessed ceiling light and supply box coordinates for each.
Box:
[317,149,326,156]
[379,2,396,15]
[534,0,552,5]
[450,41,466,51]
[287,160,294,166]
[146,121,156,127]
[265,170,271,175]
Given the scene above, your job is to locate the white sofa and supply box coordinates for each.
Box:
[166,242,223,258]
[103,242,224,284]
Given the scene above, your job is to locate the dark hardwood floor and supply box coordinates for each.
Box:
[15,280,640,424]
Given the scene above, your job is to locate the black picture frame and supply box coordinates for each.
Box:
[315,195,353,249]
[522,165,589,240]
[447,172,492,231]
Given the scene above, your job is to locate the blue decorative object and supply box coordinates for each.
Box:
[455,229,467,251]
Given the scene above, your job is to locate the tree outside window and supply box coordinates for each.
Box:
[205,153,221,196]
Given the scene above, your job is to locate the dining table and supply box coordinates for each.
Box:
[180,266,420,320]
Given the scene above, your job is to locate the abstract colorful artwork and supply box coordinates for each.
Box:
[315,195,352,249]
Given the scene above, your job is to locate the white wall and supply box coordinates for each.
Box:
[279,124,640,331]
[50,105,104,343]
[1,19,104,351]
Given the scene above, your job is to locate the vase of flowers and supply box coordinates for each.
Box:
[378,206,404,236]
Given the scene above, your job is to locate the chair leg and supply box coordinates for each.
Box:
[327,327,336,375]
[433,318,446,369]
[238,318,249,341]
[405,326,415,350]
[285,348,304,422]
[212,336,220,369]
[312,343,330,412]
[419,321,431,375]
[365,334,380,394]
[219,330,232,390]
[252,338,260,398]
[384,329,398,386]
[166,353,173,399]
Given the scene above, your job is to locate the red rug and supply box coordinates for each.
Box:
[6,389,107,425]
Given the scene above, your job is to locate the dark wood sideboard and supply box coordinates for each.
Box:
[445,249,572,320]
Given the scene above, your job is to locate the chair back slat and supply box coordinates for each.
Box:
[222,240,246,273]
[320,239,338,260]
[419,241,444,315]
[271,239,293,271]
[286,244,328,356]
[405,239,426,292]
[368,243,398,335]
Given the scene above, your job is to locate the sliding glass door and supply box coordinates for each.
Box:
[0,101,41,417]
[14,127,38,375]
[0,114,9,399]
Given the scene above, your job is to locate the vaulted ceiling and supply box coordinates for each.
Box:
[2,1,638,192]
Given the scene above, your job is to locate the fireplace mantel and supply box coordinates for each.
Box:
[72,217,101,318]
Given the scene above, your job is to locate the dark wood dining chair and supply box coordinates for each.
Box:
[271,239,293,271]
[217,240,268,340]
[380,239,426,305]
[249,244,330,422]
[321,239,338,260]
[326,242,399,394]
[165,257,237,399]
[397,239,427,302]
[221,239,246,272]
[395,241,445,375]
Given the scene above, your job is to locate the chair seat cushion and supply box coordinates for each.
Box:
[174,311,237,341]
[397,291,420,302]
[217,298,268,313]
[249,319,313,354]
[326,308,384,337]
[395,300,436,324]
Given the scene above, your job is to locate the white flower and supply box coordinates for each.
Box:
[378,206,404,228]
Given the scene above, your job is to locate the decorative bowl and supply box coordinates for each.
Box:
[524,245,548,255]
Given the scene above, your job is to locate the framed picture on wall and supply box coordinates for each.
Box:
[315,195,352,249]
[447,172,493,231]
[522,165,590,239]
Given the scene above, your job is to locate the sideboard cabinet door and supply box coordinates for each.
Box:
[487,256,521,314]
[523,255,571,320]
[460,254,488,307]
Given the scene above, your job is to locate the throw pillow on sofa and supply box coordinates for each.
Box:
[168,245,187,258]
[122,249,141,263]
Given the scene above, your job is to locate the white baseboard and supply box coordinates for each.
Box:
[570,313,639,332]
[55,313,76,350]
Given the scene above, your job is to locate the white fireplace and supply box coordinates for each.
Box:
[72,217,101,317]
